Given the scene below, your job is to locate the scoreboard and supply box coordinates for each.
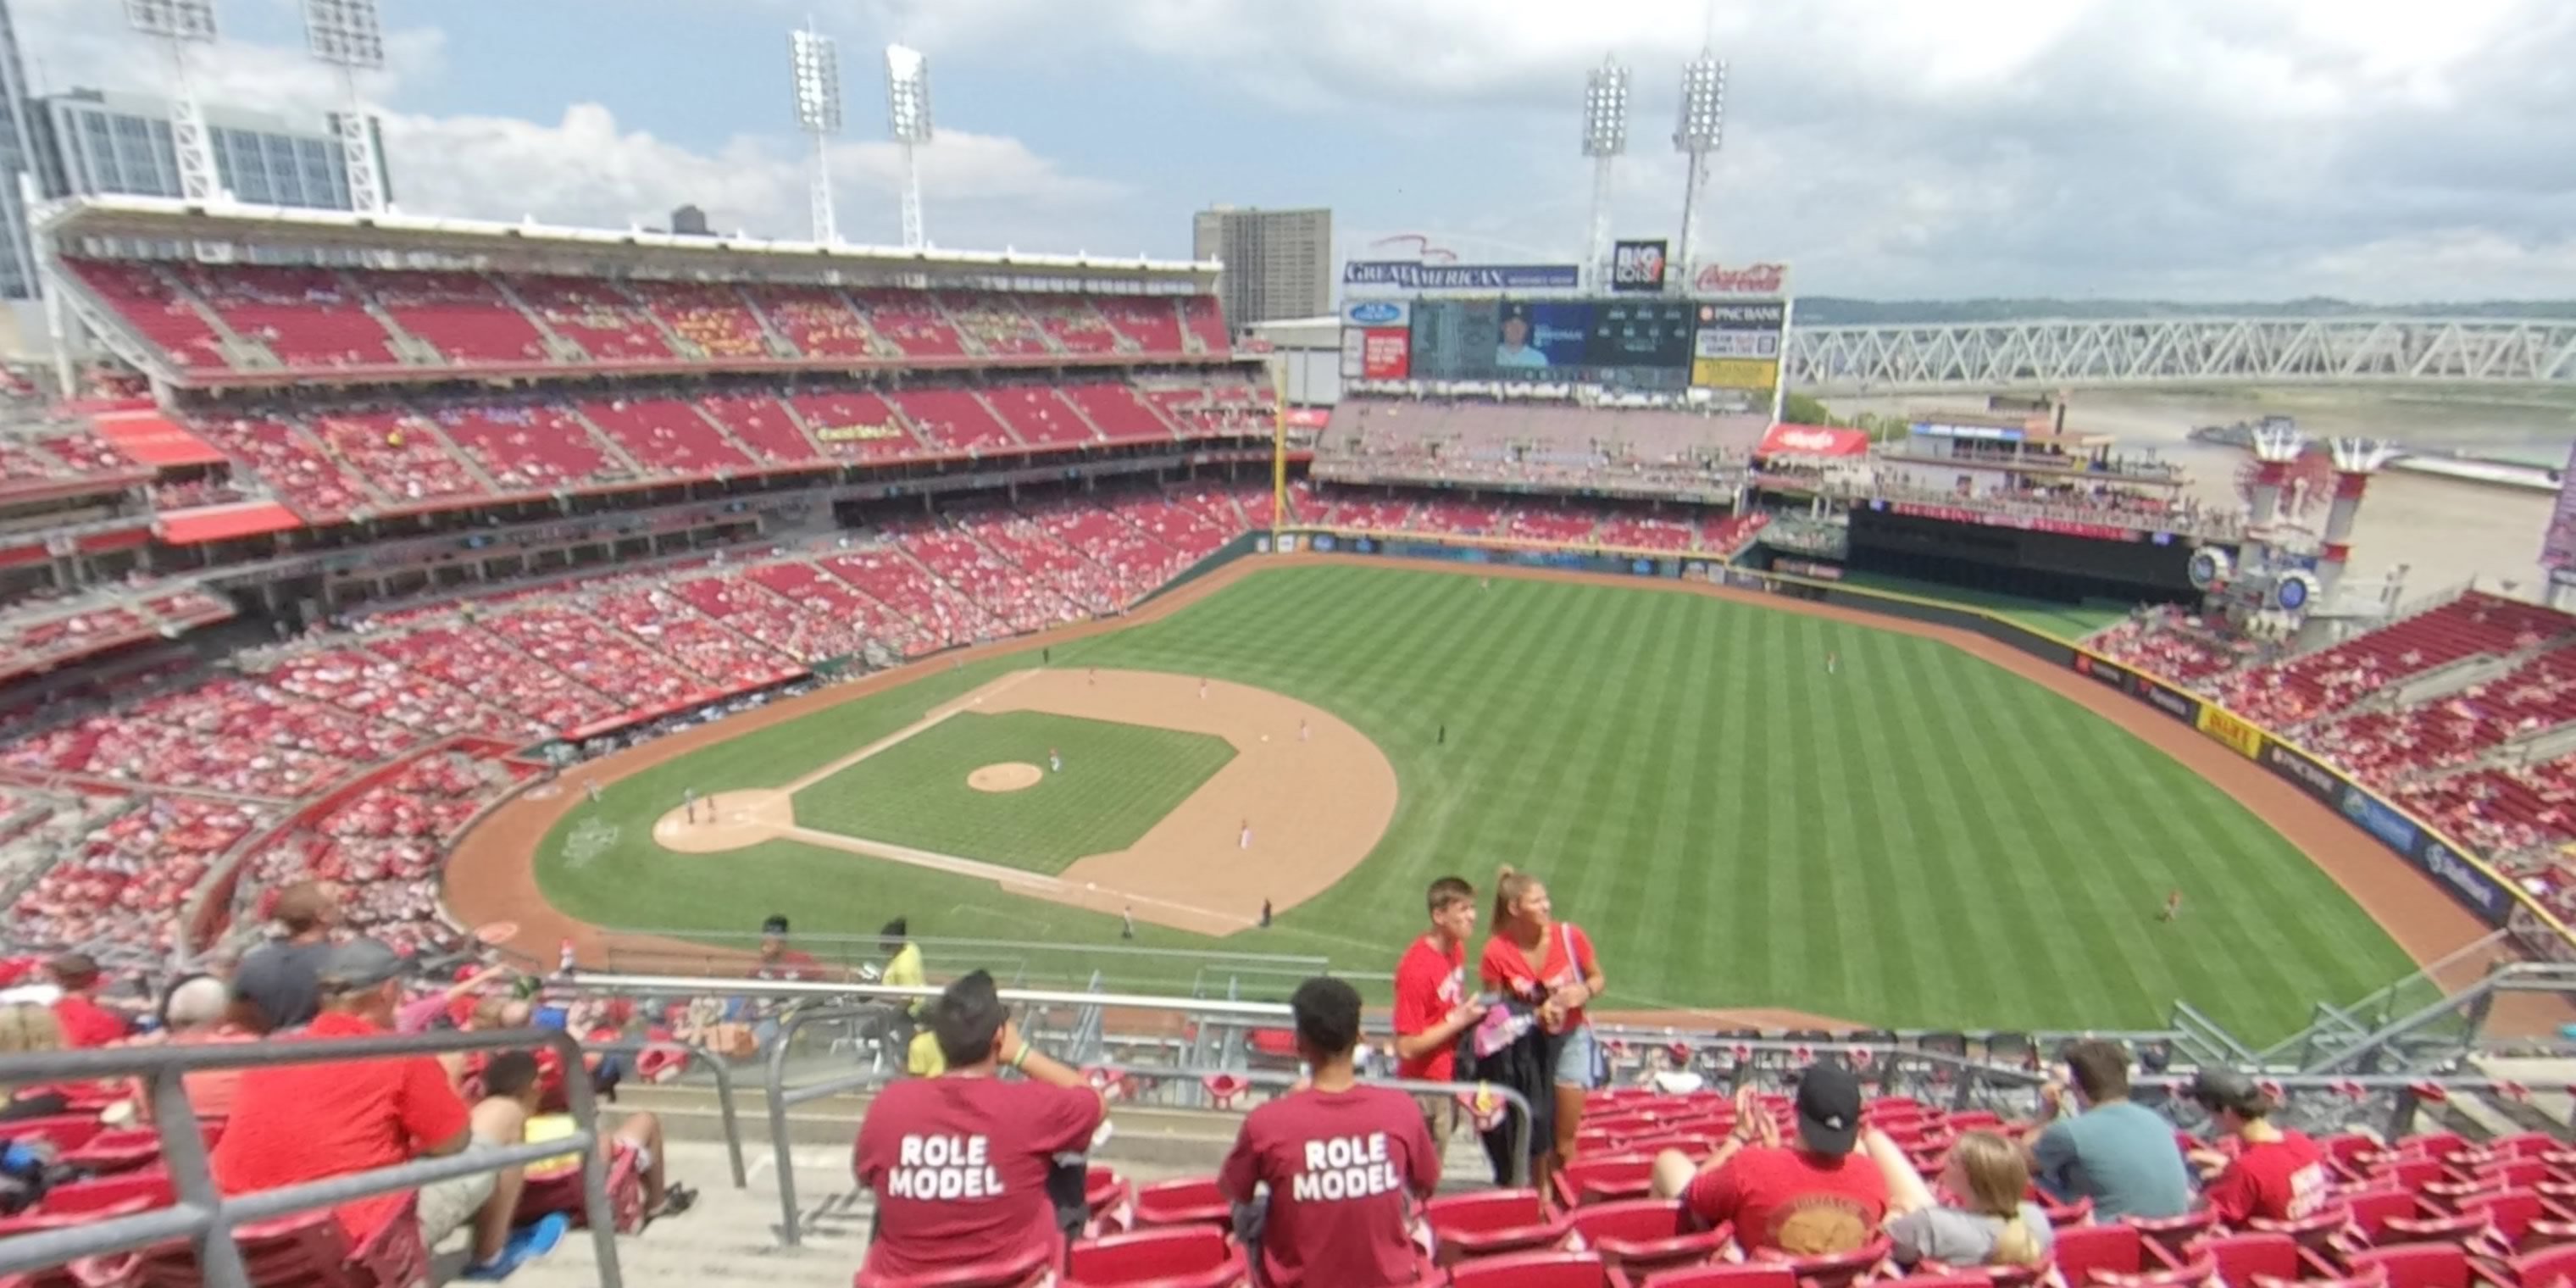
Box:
[1340,285,1787,408]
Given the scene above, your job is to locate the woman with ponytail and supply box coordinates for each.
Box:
[1477,866,1606,1187]
[1862,1127,2052,1269]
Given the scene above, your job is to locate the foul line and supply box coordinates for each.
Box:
[779,668,1046,794]
[773,824,1256,930]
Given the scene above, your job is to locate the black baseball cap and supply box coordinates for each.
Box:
[1794,1063,1863,1155]
[2189,1068,2268,1118]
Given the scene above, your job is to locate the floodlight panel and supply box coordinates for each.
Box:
[886,43,932,142]
[127,0,218,42]
[1676,55,1727,150]
[791,30,844,134]
[1581,61,1629,157]
[304,0,385,69]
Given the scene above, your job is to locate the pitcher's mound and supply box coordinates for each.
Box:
[969,763,1045,793]
[653,789,793,853]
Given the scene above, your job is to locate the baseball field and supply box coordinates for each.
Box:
[453,556,2462,1046]
[445,556,2466,1043]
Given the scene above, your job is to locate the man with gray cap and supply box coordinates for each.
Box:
[214,938,558,1280]
[1652,1063,1890,1255]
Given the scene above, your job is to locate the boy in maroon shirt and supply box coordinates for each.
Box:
[1220,976,1441,1288]
[852,970,1105,1286]
[2189,1069,2331,1224]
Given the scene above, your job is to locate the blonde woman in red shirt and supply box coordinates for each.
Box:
[1479,866,1607,1191]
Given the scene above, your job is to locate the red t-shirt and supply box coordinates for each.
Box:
[852,1075,1104,1284]
[1685,1145,1890,1255]
[1480,923,1597,1034]
[1219,1085,1440,1288]
[211,1010,472,1246]
[53,995,128,1049]
[2204,1130,2330,1224]
[752,949,823,982]
[1392,936,1468,1081]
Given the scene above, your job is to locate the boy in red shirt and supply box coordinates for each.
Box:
[1655,1064,1890,1255]
[1391,877,1487,1130]
[47,954,129,1048]
[2189,1069,2331,1224]
[852,970,1106,1286]
[1220,976,1441,1288]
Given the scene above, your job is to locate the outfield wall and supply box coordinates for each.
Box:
[1282,529,2576,966]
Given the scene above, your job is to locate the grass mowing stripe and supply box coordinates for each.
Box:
[536,563,2419,1038]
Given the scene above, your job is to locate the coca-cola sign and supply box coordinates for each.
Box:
[1692,262,1790,296]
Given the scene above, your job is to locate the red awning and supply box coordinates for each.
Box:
[1757,423,1871,458]
[95,416,226,468]
[156,501,304,545]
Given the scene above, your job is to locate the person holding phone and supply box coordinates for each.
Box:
[2021,1039,2192,1220]
[853,970,1107,1285]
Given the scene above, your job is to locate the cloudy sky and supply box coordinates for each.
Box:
[16,0,2575,300]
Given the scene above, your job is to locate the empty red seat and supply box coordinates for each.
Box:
[2504,1244,2576,1288]
[1064,1226,1245,1288]
[2125,1210,2217,1260]
[1633,1266,1800,1288]
[137,1199,425,1288]
[1446,1250,1612,1288]
[2457,1191,2576,1256]
[1132,1177,1232,1230]
[2345,1244,2480,1288]
[1426,1190,1575,1264]
[2193,1231,2346,1284]
[1748,1237,1893,1288]
[1553,1154,1658,1208]
[2051,1224,2177,1286]
[1563,1199,1727,1276]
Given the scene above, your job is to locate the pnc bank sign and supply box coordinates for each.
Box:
[1693,263,1790,296]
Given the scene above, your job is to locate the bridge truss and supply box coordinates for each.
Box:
[1784,317,2576,392]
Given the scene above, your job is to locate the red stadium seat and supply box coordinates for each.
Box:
[2126,1210,2218,1261]
[1632,1265,1800,1288]
[2192,1232,2346,1285]
[1132,1177,1232,1230]
[1064,1226,1246,1288]
[2503,1245,2576,1288]
[2051,1224,2179,1286]
[1554,1154,1660,1208]
[2343,1244,2490,1288]
[1563,1200,1728,1277]
[1446,1251,1613,1288]
[1427,1190,1576,1264]
[137,1198,426,1288]
[1749,1236,1893,1288]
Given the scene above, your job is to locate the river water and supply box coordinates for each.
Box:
[1825,390,2576,603]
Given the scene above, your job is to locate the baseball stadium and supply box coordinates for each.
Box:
[3,6,2576,1288]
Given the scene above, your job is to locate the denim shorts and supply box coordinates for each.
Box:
[1552,1024,1601,1090]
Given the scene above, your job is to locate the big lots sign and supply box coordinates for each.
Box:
[1692,262,1790,296]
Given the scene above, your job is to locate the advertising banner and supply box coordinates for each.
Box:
[1757,424,1869,458]
[1343,262,1582,291]
[1773,557,1845,581]
[1690,263,1791,296]
[2414,833,2512,924]
[1692,358,1781,391]
[2544,439,2576,572]
[813,422,903,442]
[1284,408,1330,429]
[1339,327,1366,379]
[1885,502,2143,543]
[1611,239,1670,293]
[2070,652,2130,694]
[1360,328,1412,380]
[2339,784,2421,855]
[2121,675,2199,724]
[1342,300,1411,328]
[2260,741,2343,805]
[1696,329,1784,359]
[2194,703,2264,755]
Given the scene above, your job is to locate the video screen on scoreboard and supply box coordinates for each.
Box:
[1400,297,1692,389]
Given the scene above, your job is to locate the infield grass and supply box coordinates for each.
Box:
[790,710,1235,873]
[530,562,2418,1041]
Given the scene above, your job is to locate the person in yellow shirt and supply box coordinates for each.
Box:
[879,917,929,1069]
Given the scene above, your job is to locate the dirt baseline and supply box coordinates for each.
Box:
[441,552,2541,1031]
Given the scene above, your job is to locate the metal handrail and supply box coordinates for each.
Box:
[753,1006,1541,1248]
[580,1037,747,1189]
[0,1028,621,1288]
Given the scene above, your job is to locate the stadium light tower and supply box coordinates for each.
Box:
[1674,48,1728,271]
[885,43,932,251]
[303,0,386,214]
[1580,56,1629,291]
[790,24,843,245]
[125,0,223,203]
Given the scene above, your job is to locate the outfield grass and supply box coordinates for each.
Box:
[532,563,2417,1040]
[790,710,1235,873]
[1835,570,2132,639]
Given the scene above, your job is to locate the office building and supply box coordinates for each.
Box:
[1191,205,1330,330]
[671,204,711,236]
[31,88,391,214]
[0,0,41,300]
